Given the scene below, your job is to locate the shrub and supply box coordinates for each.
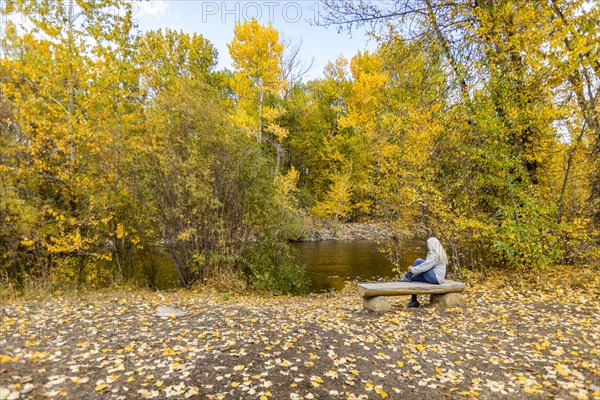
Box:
[242,239,308,295]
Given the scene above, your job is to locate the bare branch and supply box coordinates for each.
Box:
[281,36,315,89]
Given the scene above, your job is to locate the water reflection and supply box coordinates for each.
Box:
[291,240,425,293]
[145,239,426,293]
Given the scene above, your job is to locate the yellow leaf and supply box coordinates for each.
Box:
[534,341,550,351]
[555,363,569,376]
[31,351,48,359]
[310,376,323,387]
[163,348,177,356]
[350,369,359,375]
[375,386,388,398]
[95,383,107,392]
[524,387,541,394]
[116,223,125,239]
[396,361,404,367]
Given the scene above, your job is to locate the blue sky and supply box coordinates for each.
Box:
[133,0,376,80]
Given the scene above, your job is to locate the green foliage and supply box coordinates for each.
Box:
[274,167,306,240]
[242,239,308,295]
[493,195,562,269]
[220,291,233,301]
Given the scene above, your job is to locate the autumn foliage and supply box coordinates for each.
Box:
[0,1,598,290]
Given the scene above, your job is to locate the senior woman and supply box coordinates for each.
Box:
[398,237,449,307]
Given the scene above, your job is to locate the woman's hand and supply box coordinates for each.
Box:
[407,266,413,273]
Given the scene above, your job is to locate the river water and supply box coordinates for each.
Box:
[291,240,425,292]
[148,239,426,293]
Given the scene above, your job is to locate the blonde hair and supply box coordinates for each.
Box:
[427,237,448,265]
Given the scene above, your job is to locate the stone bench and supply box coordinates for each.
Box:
[357,280,466,312]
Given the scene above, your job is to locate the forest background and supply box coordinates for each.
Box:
[0,0,598,294]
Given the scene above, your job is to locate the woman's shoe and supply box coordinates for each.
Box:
[407,300,420,308]
[398,275,412,282]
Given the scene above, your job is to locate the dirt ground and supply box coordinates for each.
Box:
[1,268,599,399]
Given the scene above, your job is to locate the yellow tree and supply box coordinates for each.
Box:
[0,0,138,283]
[227,18,285,142]
[136,28,217,94]
[315,0,597,269]
[339,41,447,263]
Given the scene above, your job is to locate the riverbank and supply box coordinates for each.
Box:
[1,265,598,399]
[298,221,395,241]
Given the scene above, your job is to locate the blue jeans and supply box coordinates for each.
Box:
[405,258,439,284]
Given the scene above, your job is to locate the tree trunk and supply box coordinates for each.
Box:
[68,0,76,167]
[257,87,263,142]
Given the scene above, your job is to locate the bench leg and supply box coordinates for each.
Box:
[363,296,392,312]
[430,293,465,307]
